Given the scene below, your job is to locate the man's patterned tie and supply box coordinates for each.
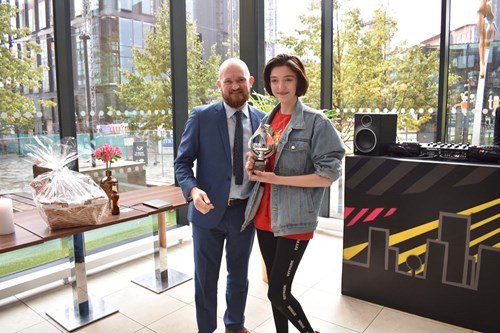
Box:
[233,110,243,185]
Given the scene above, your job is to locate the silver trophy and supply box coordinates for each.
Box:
[248,124,276,173]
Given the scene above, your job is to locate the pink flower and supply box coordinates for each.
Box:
[93,144,122,171]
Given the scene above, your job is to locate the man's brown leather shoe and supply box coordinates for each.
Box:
[225,328,249,333]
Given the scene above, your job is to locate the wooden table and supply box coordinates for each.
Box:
[14,204,148,241]
[13,207,149,331]
[1,185,189,331]
[0,224,43,254]
[1,191,37,212]
[120,185,187,247]
[120,185,191,293]
[0,192,42,254]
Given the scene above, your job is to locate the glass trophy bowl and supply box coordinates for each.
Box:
[248,124,275,173]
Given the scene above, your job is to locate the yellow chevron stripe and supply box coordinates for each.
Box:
[412,240,500,275]
[470,228,500,247]
[389,221,438,246]
[396,216,499,263]
[458,198,500,215]
[404,230,500,268]
[471,213,500,230]
[343,243,368,260]
[343,198,500,260]
[398,244,427,265]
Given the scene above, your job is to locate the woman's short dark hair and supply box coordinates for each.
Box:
[263,54,309,97]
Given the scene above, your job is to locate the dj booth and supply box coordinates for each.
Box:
[342,155,500,332]
[343,113,500,332]
[387,141,500,163]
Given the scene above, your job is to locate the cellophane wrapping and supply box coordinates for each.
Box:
[25,137,108,229]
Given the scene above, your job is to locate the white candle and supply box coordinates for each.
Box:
[0,198,15,235]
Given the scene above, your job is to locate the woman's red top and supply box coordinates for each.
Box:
[253,110,314,241]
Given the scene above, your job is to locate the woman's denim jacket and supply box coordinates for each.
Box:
[242,100,346,236]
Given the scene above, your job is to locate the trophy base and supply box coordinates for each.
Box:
[253,160,266,173]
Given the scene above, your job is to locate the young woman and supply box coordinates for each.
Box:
[242,54,345,333]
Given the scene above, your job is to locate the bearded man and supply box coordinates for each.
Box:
[175,58,265,333]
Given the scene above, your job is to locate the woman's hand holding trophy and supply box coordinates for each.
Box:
[247,124,276,176]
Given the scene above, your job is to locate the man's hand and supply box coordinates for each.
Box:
[190,187,214,214]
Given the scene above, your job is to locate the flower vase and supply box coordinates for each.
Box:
[100,170,119,204]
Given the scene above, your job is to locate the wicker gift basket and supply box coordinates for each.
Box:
[26,137,109,229]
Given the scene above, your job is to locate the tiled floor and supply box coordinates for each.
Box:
[0,227,481,333]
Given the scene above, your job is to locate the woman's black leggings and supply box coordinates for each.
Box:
[257,229,314,333]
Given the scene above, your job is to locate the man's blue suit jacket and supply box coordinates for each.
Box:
[174,101,265,229]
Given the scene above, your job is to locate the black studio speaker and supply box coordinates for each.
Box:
[354,113,397,155]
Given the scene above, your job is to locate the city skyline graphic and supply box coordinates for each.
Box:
[343,197,500,272]
[342,156,500,332]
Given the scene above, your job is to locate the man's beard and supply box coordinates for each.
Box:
[222,89,250,109]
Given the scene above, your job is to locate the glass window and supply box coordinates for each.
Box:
[70,1,181,200]
[141,0,152,15]
[18,1,26,28]
[0,0,60,277]
[119,0,132,12]
[448,0,497,145]
[120,55,134,72]
[340,0,440,145]
[31,46,39,94]
[119,17,133,46]
[271,0,443,218]
[143,22,153,37]
[74,0,83,17]
[9,0,17,27]
[38,0,46,29]
[27,4,34,30]
[133,20,143,48]
[75,27,86,88]
[40,38,50,92]
[0,241,67,277]
[120,44,133,58]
